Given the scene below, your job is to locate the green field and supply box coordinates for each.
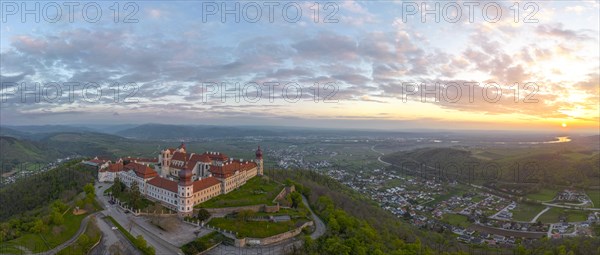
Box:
[208,217,307,238]
[586,190,600,208]
[198,176,283,208]
[471,195,485,203]
[442,214,471,228]
[512,203,546,222]
[537,208,589,223]
[526,188,557,202]
[429,185,471,205]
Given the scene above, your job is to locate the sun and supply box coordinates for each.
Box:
[561,123,567,128]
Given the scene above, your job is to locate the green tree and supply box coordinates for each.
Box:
[112,178,123,197]
[196,208,211,221]
[323,237,351,255]
[130,182,141,207]
[135,235,147,248]
[51,211,64,225]
[75,198,85,209]
[51,200,68,212]
[31,219,47,234]
[290,192,302,209]
[84,183,95,196]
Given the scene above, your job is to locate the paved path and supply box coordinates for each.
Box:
[530,207,550,223]
[89,216,141,255]
[303,195,325,240]
[35,213,98,255]
[371,145,391,166]
[94,183,183,255]
[541,202,600,211]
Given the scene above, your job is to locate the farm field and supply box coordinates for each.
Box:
[537,208,588,223]
[586,189,600,208]
[511,203,546,222]
[526,188,557,202]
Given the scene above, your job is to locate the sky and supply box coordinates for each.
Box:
[1,0,599,133]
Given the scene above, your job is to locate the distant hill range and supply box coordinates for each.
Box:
[0,135,59,164]
[114,123,417,140]
[0,129,156,174]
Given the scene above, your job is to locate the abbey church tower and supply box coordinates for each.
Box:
[255,146,263,176]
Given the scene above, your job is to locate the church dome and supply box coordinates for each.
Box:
[179,169,192,184]
[255,146,263,159]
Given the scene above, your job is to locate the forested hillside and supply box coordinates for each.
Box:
[0,136,60,173]
[0,160,95,220]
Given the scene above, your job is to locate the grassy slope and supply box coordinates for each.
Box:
[198,176,283,208]
[3,210,90,253]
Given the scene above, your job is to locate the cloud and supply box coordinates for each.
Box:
[0,2,597,128]
[536,24,593,41]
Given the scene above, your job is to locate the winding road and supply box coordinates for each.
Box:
[39,213,97,255]
[530,207,551,223]
[93,184,183,255]
[371,145,391,166]
[303,195,326,240]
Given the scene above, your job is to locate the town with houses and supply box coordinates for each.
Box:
[327,168,599,247]
[270,145,600,248]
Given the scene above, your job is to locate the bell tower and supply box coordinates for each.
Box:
[255,145,263,176]
[178,169,194,218]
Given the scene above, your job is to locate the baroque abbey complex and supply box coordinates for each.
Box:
[90,144,264,217]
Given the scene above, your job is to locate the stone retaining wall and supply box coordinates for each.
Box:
[236,221,313,247]
[273,185,295,203]
[196,204,279,215]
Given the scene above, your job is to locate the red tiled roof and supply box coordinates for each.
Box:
[171,152,188,162]
[185,162,196,171]
[202,152,229,161]
[190,153,211,163]
[147,176,178,193]
[108,162,124,172]
[124,162,158,179]
[209,160,257,178]
[192,177,221,193]
[184,154,212,171]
